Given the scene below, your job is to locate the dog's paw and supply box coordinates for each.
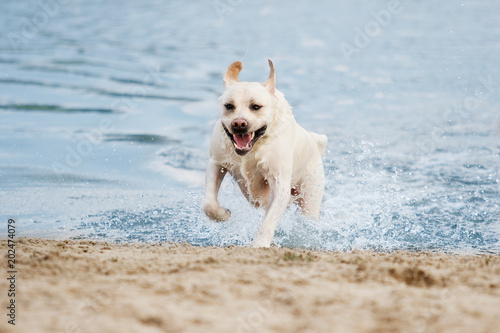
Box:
[251,237,271,248]
[203,203,231,222]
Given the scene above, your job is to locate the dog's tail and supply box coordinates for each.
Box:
[311,133,328,155]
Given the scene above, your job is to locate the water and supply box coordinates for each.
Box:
[1,0,499,253]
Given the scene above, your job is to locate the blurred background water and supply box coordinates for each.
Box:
[0,0,499,253]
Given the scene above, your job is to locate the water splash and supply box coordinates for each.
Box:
[78,137,500,253]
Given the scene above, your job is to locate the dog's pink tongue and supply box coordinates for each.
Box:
[233,133,252,148]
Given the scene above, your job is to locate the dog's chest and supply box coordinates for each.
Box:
[228,158,270,207]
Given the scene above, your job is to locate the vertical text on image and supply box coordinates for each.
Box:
[6,219,17,326]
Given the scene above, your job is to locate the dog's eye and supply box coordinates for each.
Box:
[250,104,262,111]
[224,103,235,111]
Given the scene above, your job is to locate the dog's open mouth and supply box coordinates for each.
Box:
[223,125,267,156]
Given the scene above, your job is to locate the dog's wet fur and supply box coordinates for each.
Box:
[204,60,327,247]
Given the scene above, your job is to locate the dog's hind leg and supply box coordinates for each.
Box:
[252,176,291,247]
[299,162,325,220]
[203,160,231,221]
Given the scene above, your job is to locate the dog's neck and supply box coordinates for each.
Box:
[269,89,294,134]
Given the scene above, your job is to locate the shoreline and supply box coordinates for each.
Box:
[1,238,499,332]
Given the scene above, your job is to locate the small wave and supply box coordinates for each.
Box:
[103,133,179,145]
[0,103,115,114]
[158,145,207,171]
[0,78,200,102]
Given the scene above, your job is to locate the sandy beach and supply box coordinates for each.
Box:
[0,238,499,333]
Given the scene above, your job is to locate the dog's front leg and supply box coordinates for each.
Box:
[203,159,231,221]
[252,176,291,248]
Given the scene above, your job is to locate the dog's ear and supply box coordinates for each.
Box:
[223,61,243,87]
[263,59,276,95]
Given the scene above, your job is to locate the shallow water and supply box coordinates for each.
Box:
[1,0,499,253]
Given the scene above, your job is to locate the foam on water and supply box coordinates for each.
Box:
[1,0,499,253]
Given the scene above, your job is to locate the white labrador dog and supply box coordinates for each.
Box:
[204,60,327,247]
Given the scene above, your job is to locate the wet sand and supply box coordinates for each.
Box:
[1,238,499,333]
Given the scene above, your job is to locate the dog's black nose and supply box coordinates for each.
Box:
[231,118,248,132]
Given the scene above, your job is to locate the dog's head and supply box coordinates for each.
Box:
[219,60,277,156]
